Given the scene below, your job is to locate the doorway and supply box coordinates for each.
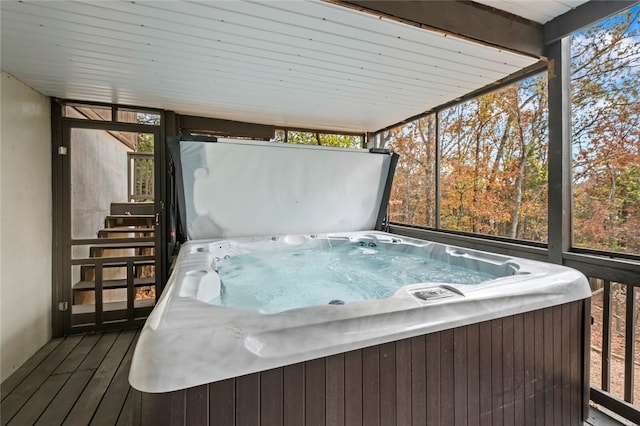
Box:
[52,102,164,335]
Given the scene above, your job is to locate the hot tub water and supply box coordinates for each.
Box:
[216,242,498,313]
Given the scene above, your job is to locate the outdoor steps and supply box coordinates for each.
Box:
[97,227,154,237]
[72,202,157,313]
[105,214,154,228]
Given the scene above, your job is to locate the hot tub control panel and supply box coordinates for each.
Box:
[412,287,458,301]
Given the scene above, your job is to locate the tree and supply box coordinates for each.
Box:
[438,75,548,242]
[571,6,640,253]
[274,130,363,148]
[383,116,436,227]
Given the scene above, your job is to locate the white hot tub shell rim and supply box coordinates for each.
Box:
[129,231,591,394]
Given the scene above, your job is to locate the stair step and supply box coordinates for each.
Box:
[72,298,155,315]
[73,277,155,291]
[80,259,155,280]
[98,228,154,237]
[110,202,154,216]
[90,242,154,257]
[105,215,154,228]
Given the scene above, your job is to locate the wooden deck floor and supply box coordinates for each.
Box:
[1,329,140,425]
[0,330,630,425]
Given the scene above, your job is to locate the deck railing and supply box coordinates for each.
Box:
[562,253,640,424]
[127,152,154,201]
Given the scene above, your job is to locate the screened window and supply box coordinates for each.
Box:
[571,5,640,255]
[382,116,437,227]
[274,129,364,148]
[438,75,548,242]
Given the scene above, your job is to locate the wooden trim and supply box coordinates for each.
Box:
[602,281,612,391]
[179,115,275,140]
[590,388,640,425]
[624,287,636,402]
[546,38,572,264]
[51,100,65,338]
[545,1,639,44]
[328,0,544,58]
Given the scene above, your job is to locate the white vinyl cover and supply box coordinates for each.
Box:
[178,139,392,240]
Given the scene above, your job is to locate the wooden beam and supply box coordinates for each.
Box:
[546,38,572,264]
[327,0,544,58]
[179,115,275,140]
[545,0,639,45]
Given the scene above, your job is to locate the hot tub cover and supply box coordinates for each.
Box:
[168,137,397,240]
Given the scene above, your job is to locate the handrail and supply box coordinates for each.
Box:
[586,275,639,418]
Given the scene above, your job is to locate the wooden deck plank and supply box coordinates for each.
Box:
[35,370,94,425]
[116,388,141,426]
[1,338,64,400]
[63,330,136,425]
[77,331,119,371]
[1,335,82,425]
[90,330,140,425]
[54,333,101,374]
[7,373,70,426]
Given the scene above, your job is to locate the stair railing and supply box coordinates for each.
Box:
[128,152,154,201]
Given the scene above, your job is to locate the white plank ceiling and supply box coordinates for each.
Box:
[1,0,570,133]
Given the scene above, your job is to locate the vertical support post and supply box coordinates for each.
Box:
[602,280,611,392]
[546,38,572,265]
[127,152,132,202]
[95,262,103,327]
[624,285,636,403]
[127,260,135,324]
[159,111,175,295]
[434,112,441,230]
[51,99,65,337]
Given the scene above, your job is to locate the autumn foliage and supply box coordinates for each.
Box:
[383,6,639,255]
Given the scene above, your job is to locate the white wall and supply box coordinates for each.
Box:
[70,126,131,241]
[0,71,52,382]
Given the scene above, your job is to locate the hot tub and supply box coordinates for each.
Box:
[129,137,591,425]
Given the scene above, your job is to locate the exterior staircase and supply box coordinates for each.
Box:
[72,202,156,318]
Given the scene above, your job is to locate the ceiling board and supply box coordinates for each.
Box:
[1,0,547,132]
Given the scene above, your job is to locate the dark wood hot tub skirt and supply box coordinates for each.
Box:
[136,299,590,425]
